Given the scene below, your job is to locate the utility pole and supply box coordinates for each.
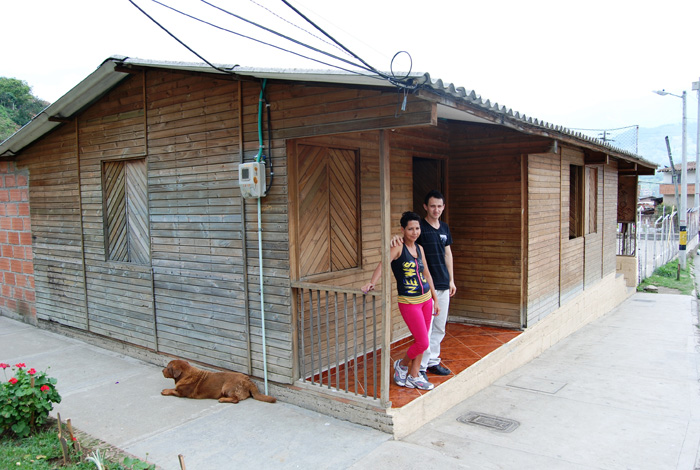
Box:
[693,79,700,242]
[654,89,688,268]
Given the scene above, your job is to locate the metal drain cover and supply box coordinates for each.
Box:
[457,412,519,433]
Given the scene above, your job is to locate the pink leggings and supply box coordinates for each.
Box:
[398,299,434,359]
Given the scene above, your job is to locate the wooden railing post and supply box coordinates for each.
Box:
[379,130,392,407]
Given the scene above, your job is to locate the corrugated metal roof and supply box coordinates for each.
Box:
[0,56,656,170]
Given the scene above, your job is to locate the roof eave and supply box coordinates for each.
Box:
[0,56,131,158]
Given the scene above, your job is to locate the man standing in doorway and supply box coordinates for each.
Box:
[393,189,456,378]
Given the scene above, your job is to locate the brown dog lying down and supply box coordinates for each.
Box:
[161,359,276,404]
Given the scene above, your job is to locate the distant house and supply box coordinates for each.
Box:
[638,196,662,215]
[659,162,698,209]
[0,56,656,435]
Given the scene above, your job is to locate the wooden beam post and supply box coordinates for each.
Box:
[379,130,392,407]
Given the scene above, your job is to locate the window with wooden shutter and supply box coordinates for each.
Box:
[103,158,150,264]
[297,144,360,277]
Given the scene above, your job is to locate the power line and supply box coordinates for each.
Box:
[247,0,350,58]
[128,0,417,91]
[280,0,417,89]
[197,0,376,74]
[138,0,386,80]
[279,0,383,78]
[127,0,237,75]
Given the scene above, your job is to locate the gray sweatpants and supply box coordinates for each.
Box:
[420,289,450,370]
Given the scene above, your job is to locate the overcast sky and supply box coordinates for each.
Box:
[2,0,699,132]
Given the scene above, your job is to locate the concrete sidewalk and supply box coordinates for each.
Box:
[2,292,700,469]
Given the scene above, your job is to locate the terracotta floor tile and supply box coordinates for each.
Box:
[445,323,484,335]
[455,334,504,347]
[491,331,522,343]
[467,344,502,358]
[303,322,520,409]
[425,373,452,387]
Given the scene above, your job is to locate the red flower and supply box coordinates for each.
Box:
[0,363,8,369]
[28,368,36,375]
[40,385,50,392]
[14,363,26,368]
[9,378,17,384]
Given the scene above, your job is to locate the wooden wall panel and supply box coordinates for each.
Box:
[603,161,619,275]
[263,84,435,139]
[18,124,87,328]
[584,165,604,286]
[527,153,561,325]
[447,123,549,327]
[560,147,584,303]
[146,71,256,373]
[77,73,155,348]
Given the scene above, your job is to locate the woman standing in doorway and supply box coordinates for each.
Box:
[362,211,440,390]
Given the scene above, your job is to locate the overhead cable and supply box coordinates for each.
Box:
[198,0,377,74]
[247,0,350,57]
[127,0,237,75]
[143,0,386,80]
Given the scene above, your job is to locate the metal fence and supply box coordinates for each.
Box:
[631,208,699,282]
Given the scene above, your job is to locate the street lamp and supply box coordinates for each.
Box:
[653,89,687,268]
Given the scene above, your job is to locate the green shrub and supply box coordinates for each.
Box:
[0,363,61,438]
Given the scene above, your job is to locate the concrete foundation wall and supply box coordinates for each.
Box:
[616,255,638,287]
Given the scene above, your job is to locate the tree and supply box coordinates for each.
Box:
[0,77,49,142]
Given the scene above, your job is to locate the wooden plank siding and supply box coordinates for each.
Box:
[146,70,258,374]
[583,165,604,287]
[447,123,549,327]
[603,160,619,276]
[17,124,87,329]
[77,73,155,348]
[560,147,585,304]
[527,153,561,325]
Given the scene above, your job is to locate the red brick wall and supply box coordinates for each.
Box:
[0,161,35,320]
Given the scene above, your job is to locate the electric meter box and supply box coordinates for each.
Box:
[239,162,267,198]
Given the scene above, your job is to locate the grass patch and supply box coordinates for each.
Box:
[637,257,696,296]
[0,420,154,470]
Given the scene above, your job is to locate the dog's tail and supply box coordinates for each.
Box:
[250,383,277,403]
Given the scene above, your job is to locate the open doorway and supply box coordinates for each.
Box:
[413,157,447,219]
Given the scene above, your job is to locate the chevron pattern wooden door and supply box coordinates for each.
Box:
[298,144,359,277]
[103,159,150,264]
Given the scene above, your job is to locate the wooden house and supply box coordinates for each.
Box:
[0,56,655,435]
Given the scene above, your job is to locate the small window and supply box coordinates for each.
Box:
[297,144,360,277]
[103,158,150,264]
[569,165,584,239]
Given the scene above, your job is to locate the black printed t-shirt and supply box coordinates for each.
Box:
[417,218,453,290]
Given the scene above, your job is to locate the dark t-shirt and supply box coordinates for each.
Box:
[417,218,453,290]
[390,244,430,302]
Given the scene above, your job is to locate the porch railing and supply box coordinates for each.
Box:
[616,222,636,256]
[292,282,383,402]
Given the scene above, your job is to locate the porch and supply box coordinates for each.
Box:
[273,271,632,437]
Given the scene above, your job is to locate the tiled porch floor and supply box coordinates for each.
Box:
[311,322,521,408]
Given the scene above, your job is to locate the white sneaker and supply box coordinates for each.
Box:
[406,373,434,390]
[394,360,408,386]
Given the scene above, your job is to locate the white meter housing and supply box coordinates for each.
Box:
[239,162,267,198]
